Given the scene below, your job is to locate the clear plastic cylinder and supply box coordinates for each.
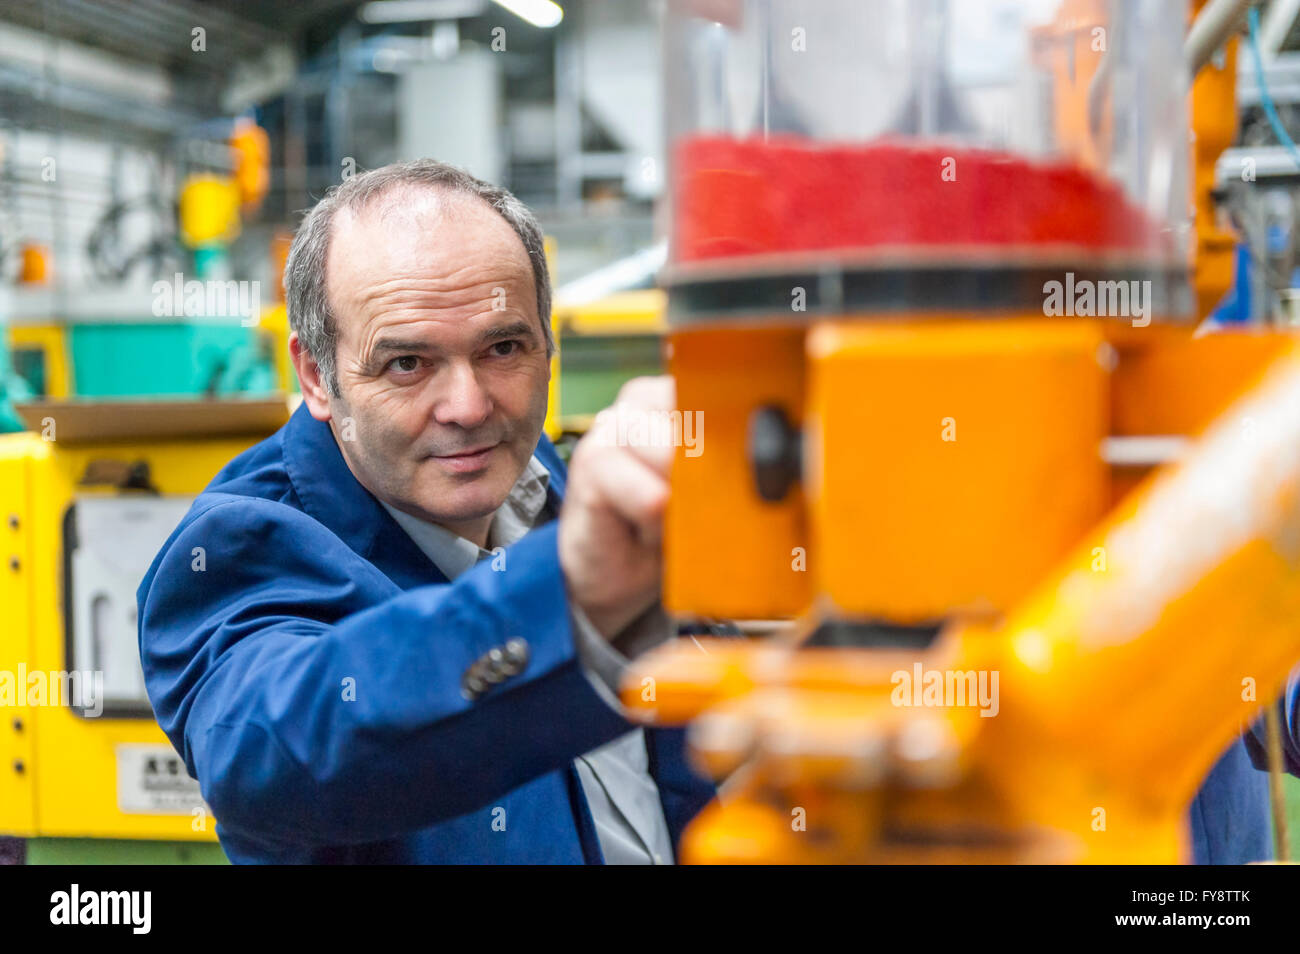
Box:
[663,0,1192,273]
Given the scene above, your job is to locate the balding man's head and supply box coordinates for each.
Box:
[284,158,553,398]
[285,159,554,545]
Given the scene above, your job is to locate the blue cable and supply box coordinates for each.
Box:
[1248,5,1300,169]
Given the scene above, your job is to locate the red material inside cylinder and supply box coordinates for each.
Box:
[673,135,1168,264]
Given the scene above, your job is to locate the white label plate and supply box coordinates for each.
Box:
[116,743,210,817]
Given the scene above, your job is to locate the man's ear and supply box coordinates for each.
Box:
[289,332,333,422]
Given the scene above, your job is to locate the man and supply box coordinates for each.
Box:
[138,159,714,863]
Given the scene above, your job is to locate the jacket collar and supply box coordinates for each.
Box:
[280,401,565,590]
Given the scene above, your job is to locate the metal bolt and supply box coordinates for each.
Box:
[11,717,22,732]
[13,759,24,774]
[6,514,17,530]
[7,556,18,572]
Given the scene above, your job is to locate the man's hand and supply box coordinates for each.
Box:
[560,376,675,640]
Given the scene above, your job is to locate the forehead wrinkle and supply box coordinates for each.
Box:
[359,270,532,311]
[335,221,532,305]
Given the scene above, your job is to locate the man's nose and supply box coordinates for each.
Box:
[432,360,494,429]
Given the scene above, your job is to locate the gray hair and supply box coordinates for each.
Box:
[283,158,554,397]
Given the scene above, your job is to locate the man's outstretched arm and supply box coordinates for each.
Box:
[139,497,630,847]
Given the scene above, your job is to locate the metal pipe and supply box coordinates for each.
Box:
[995,341,1300,801]
[1258,0,1300,57]
[1186,0,1257,75]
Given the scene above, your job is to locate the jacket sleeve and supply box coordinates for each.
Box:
[137,495,633,847]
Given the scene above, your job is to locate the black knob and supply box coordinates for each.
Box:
[748,405,802,503]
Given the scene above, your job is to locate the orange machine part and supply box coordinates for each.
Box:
[1029,0,1110,175]
[18,242,51,285]
[807,317,1109,622]
[665,324,809,619]
[1108,325,1291,437]
[1106,324,1294,504]
[230,119,271,211]
[627,342,1300,864]
[1191,1,1240,320]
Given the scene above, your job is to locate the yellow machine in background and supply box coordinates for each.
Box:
[0,221,565,864]
[0,116,292,862]
[551,286,665,435]
[0,403,286,862]
[624,0,1299,863]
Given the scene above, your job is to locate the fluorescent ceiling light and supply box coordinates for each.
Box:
[491,0,563,28]
[360,0,487,24]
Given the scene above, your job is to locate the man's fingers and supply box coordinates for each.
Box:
[584,445,669,543]
[595,375,684,477]
[622,432,675,476]
[616,374,675,410]
[558,374,679,638]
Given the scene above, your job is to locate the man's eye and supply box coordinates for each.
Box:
[388,355,421,373]
[490,340,520,357]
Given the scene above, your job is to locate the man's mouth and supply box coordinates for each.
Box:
[432,443,499,473]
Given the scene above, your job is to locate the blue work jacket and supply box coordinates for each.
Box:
[137,402,716,863]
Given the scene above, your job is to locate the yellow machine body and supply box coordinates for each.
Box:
[0,427,274,842]
[8,324,72,399]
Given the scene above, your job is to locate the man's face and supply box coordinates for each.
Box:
[311,187,550,540]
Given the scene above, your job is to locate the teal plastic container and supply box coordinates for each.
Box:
[68,322,277,398]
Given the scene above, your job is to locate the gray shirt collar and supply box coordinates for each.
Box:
[379,454,551,581]
[377,451,675,864]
